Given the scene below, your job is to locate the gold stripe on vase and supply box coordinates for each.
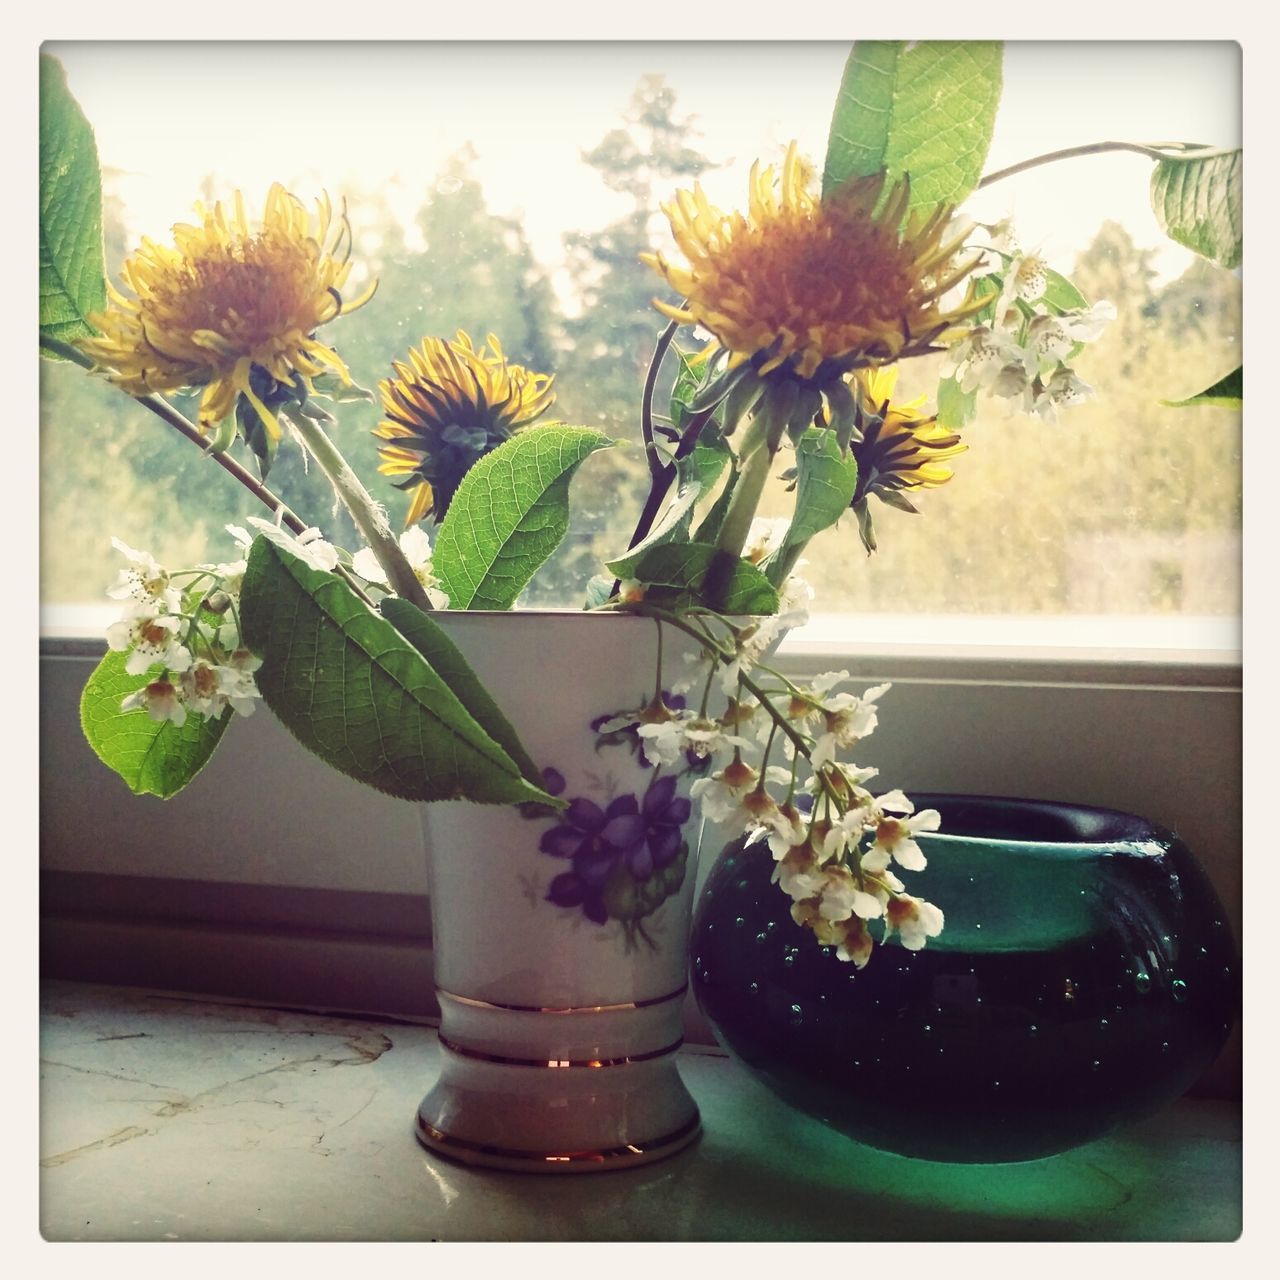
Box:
[435,985,688,1015]
[437,1033,684,1069]
[415,1112,702,1167]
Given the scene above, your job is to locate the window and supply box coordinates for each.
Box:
[40,41,1241,658]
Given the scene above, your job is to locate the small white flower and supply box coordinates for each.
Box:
[690,756,759,827]
[1024,301,1115,371]
[106,539,182,616]
[106,614,193,677]
[944,325,1026,394]
[120,677,187,726]
[352,526,450,608]
[245,518,340,573]
[747,799,809,859]
[809,683,890,768]
[179,659,262,719]
[636,713,694,767]
[819,802,875,862]
[771,842,827,901]
[994,250,1050,326]
[990,361,1031,401]
[681,716,751,760]
[743,517,789,566]
[884,894,945,951]
[868,798,942,873]
[198,556,249,603]
[1030,368,1095,422]
[815,865,887,923]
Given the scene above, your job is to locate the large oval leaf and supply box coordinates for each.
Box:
[39,53,107,347]
[380,596,545,791]
[823,41,1003,212]
[432,425,613,610]
[240,537,552,806]
[80,650,231,799]
[768,429,859,586]
[1150,148,1242,270]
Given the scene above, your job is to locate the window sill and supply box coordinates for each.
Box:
[39,979,1242,1243]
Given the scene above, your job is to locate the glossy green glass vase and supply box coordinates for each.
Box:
[691,795,1239,1162]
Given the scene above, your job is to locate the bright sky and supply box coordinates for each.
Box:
[50,41,1240,293]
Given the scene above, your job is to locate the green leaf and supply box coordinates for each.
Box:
[936,373,977,430]
[433,425,613,610]
[670,349,701,431]
[80,651,230,799]
[1150,148,1241,270]
[632,543,779,616]
[380,596,546,792]
[690,465,739,546]
[605,480,702,579]
[823,41,1003,212]
[1160,365,1242,408]
[39,53,107,348]
[1041,269,1089,313]
[240,537,552,806]
[767,429,859,587]
[682,422,733,495]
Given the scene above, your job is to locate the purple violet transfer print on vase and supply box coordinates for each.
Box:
[539,773,692,950]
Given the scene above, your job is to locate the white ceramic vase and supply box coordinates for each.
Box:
[414,612,708,1173]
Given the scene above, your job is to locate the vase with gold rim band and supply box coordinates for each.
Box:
[415,612,706,1173]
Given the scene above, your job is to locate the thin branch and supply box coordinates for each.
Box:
[977,140,1180,190]
[641,318,680,482]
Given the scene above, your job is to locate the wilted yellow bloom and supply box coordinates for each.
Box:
[644,143,984,384]
[374,331,555,525]
[79,185,375,442]
[848,366,968,552]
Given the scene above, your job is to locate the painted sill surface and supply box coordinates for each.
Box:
[39,980,1243,1243]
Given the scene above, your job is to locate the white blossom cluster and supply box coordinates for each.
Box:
[102,524,279,727]
[612,567,945,968]
[944,229,1116,422]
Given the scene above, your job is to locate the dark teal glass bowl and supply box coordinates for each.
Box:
[690,795,1239,1162]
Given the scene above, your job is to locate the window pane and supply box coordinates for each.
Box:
[41,42,1241,644]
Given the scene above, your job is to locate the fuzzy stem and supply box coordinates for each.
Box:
[714,444,773,561]
[282,409,432,612]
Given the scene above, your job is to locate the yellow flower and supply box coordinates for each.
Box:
[79,185,375,444]
[374,331,556,525]
[847,366,968,552]
[642,143,984,446]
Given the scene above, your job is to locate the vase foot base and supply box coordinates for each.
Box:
[414,1110,701,1174]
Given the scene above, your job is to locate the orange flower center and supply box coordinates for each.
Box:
[719,207,919,348]
[150,238,324,355]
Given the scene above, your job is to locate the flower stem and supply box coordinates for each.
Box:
[705,443,772,610]
[714,444,772,561]
[976,140,1206,190]
[281,409,432,612]
[641,318,680,482]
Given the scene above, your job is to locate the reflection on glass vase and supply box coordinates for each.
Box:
[414,612,708,1173]
[691,794,1239,1163]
